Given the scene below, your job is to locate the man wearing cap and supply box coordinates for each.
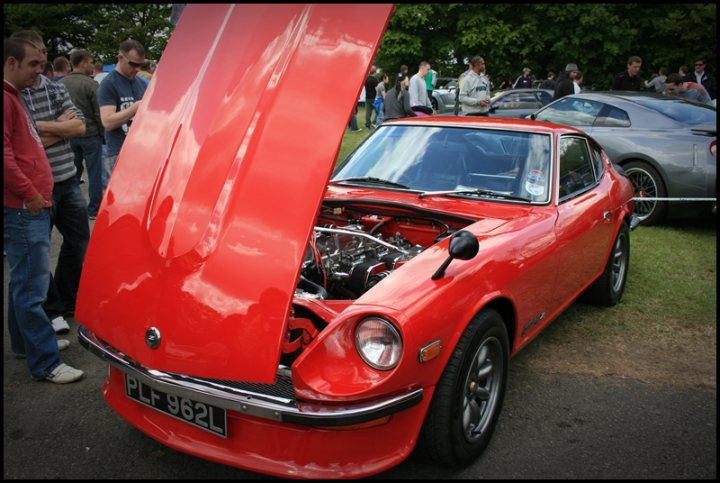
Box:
[554,63,578,100]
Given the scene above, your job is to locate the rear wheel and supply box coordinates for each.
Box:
[431,96,439,111]
[417,309,508,468]
[624,160,667,225]
[582,221,630,307]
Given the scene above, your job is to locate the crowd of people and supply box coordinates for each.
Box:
[4,29,151,384]
[351,54,716,130]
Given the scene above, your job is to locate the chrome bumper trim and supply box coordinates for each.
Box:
[78,325,422,426]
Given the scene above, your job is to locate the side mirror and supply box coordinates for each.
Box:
[530,113,537,120]
[489,106,497,113]
[431,230,479,280]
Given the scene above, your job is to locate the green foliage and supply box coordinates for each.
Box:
[375,3,716,90]
[5,4,715,89]
[4,3,173,64]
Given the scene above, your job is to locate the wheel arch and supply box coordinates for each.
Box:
[616,156,669,193]
[481,297,516,355]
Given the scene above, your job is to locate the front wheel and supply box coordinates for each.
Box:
[417,309,509,468]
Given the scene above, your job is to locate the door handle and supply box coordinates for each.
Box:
[603,210,612,221]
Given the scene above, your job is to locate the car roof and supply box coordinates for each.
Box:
[385,115,583,135]
[570,90,694,105]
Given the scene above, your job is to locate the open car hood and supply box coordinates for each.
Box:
[75,4,393,382]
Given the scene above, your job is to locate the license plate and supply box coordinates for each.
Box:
[124,373,227,438]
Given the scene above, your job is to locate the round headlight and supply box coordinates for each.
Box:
[355,317,402,371]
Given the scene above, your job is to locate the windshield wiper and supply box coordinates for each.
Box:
[332,177,411,190]
[418,188,529,202]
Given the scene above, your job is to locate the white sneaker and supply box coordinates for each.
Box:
[51,316,70,334]
[45,363,84,384]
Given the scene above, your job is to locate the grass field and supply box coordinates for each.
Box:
[336,121,372,164]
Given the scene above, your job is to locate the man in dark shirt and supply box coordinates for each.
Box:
[97,39,147,174]
[612,55,643,91]
[683,57,716,100]
[364,68,379,129]
[554,63,578,100]
[60,49,107,219]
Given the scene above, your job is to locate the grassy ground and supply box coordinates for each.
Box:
[333,127,717,387]
[336,109,373,164]
[547,218,716,341]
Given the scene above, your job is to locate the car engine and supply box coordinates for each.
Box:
[298,224,424,300]
[296,205,462,300]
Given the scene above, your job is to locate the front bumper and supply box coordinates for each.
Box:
[78,325,423,427]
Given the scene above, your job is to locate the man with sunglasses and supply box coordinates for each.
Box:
[97,39,148,174]
[682,58,715,100]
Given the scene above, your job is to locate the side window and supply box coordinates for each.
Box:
[593,106,631,127]
[537,90,553,104]
[535,98,604,126]
[517,93,542,108]
[558,137,597,200]
[498,93,520,108]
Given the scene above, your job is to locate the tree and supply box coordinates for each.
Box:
[374,3,716,90]
[3,3,173,64]
[5,4,715,90]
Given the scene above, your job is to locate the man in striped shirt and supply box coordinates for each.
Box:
[15,31,90,333]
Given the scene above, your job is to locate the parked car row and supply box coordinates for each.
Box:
[433,83,716,225]
[431,79,554,119]
[531,92,716,224]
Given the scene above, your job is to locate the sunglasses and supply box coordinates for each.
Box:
[120,53,144,69]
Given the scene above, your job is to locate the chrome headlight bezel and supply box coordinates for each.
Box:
[354,317,403,371]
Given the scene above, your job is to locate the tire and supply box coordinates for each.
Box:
[417,309,509,468]
[582,221,630,307]
[623,161,667,225]
[431,96,439,111]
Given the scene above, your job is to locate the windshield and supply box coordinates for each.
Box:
[332,125,553,203]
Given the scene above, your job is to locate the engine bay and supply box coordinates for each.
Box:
[296,202,470,301]
[280,201,474,362]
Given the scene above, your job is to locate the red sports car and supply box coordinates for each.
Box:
[76,4,636,479]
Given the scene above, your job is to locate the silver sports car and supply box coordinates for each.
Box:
[531,92,716,224]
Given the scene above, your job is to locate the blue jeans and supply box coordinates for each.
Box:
[49,177,90,314]
[373,98,384,126]
[106,153,118,174]
[348,105,359,130]
[4,208,63,379]
[71,136,107,217]
[365,101,375,128]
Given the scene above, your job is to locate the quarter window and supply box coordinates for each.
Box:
[589,140,606,180]
[593,106,631,127]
